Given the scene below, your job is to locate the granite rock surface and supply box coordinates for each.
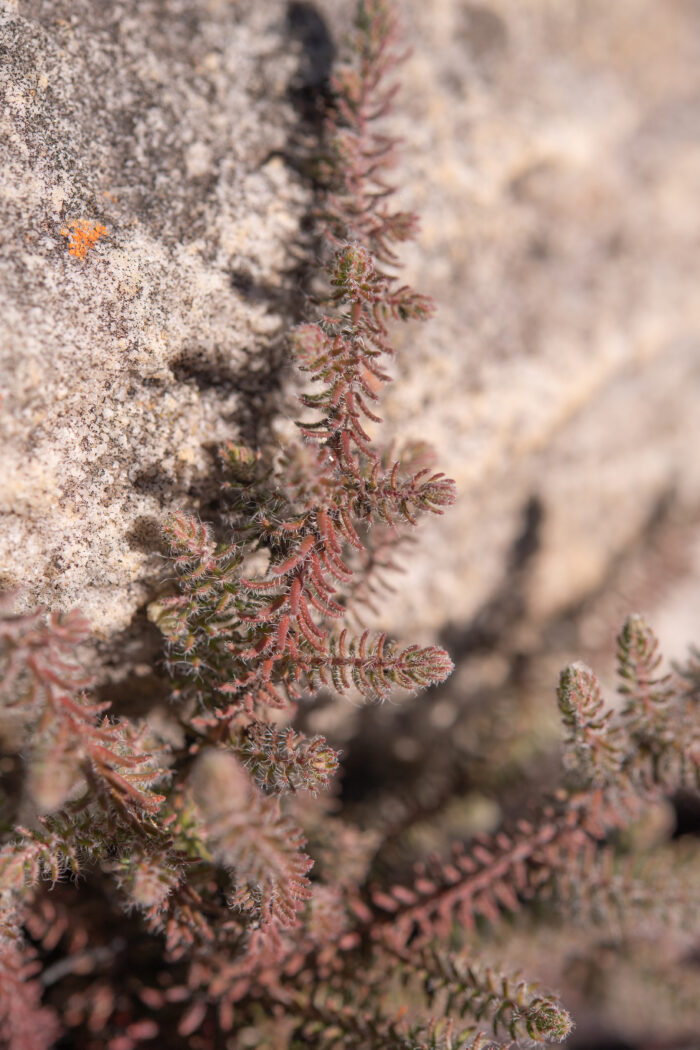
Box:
[1,0,308,638]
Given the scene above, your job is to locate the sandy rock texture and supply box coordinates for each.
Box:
[1,0,309,638]
[373,0,700,655]
[2,0,700,663]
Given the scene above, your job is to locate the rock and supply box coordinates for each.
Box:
[374,0,700,650]
[0,0,309,638]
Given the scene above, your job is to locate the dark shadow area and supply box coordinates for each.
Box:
[161,1,336,458]
[335,484,694,840]
[567,1038,635,1050]
[460,4,508,58]
[287,2,336,106]
[131,464,177,503]
[109,2,339,687]
[441,493,544,660]
[38,882,196,1050]
[229,268,290,305]
[125,515,168,556]
[94,605,171,719]
[337,493,545,808]
[672,789,700,838]
[169,339,292,454]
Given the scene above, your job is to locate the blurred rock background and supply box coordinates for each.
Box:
[376,0,700,658]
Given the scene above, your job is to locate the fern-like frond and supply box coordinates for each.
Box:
[189,750,313,930]
[617,615,674,736]
[364,808,592,946]
[0,597,168,816]
[0,599,93,716]
[0,940,61,1050]
[557,662,624,786]
[309,630,454,701]
[414,950,572,1045]
[559,622,700,797]
[236,722,339,795]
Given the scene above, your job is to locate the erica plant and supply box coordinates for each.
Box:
[1,3,460,1045]
[1,3,698,1050]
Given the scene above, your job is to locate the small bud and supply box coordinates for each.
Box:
[527,998,574,1042]
[219,442,260,483]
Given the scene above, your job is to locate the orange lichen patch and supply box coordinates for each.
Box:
[61,219,109,260]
